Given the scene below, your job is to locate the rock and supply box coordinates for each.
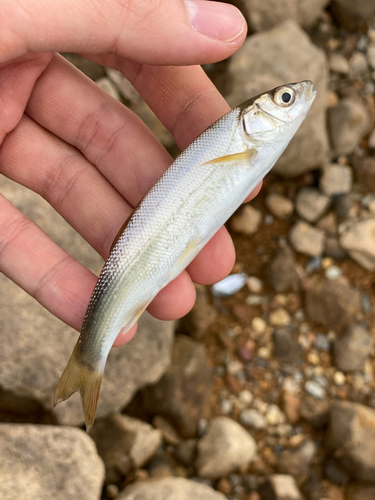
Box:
[330,0,375,30]
[234,0,329,32]
[305,380,326,400]
[305,279,361,330]
[179,284,217,339]
[295,187,331,222]
[90,414,162,484]
[325,458,350,485]
[0,424,104,500]
[247,276,264,293]
[325,236,348,260]
[269,243,303,292]
[350,52,368,76]
[230,205,262,235]
[259,474,303,500]
[367,43,375,70]
[282,392,301,423]
[153,415,181,445]
[278,439,317,483]
[328,99,369,156]
[117,477,226,500]
[329,53,350,74]
[347,484,375,500]
[327,401,375,481]
[269,308,291,326]
[265,405,286,425]
[95,77,120,100]
[0,177,174,426]
[265,194,294,219]
[141,335,211,438]
[226,20,328,177]
[334,323,373,372]
[173,439,197,467]
[289,221,325,257]
[196,417,257,478]
[273,328,301,364]
[320,164,353,196]
[339,218,375,270]
[300,396,330,427]
[240,409,266,430]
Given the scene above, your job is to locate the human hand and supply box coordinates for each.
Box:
[0,0,259,345]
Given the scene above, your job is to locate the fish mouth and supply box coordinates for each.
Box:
[304,81,317,101]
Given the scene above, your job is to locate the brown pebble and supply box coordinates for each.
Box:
[326,484,345,500]
[283,392,301,424]
[233,305,248,319]
[238,341,255,362]
[226,374,243,394]
[216,477,233,495]
[247,493,261,500]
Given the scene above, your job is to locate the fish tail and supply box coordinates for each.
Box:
[53,344,103,433]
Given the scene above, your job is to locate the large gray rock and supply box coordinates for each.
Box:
[331,0,375,30]
[334,323,373,372]
[339,217,375,271]
[289,221,325,257]
[0,424,104,500]
[90,414,162,484]
[196,416,257,478]
[117,477,226,500]
[226,20,328,177]
[141,334,211,438]
[327,401,375,481]
[234,0,329,32]
[0,177,174,425]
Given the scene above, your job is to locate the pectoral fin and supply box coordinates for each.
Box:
[202,148,257,167]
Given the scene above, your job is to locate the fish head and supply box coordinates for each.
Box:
[240,80,317,145]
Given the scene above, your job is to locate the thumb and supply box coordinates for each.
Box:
[1,0,246,65]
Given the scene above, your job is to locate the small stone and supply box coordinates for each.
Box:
[329,53,350,74]
[216,478,232,496]
[326,91,340,108]
[314,333,331,351]
[300,396,330,427]
[153,415,181,445]
[278,439,317,483]
[265,405,286,425]
[317,211,337,234]
[90,414,162,484]
[105,484,120,499]
[367,43,375,69]
[305,380,326,399]
[259,474,303,500]
[295,187,331,223]
[247,276,263,294]
[307,351,320,365]
[238,342,255,362]
[328,99,369,156]
[325,236,348,260]
[238,390,254,406]
[211,273,248,298]
[265,193,294,219]
[269,243,303,292]
[333,371,346,385]
[265,214,274,225]
[240,409,267,430]
[269,308,291,326]
[350,52,368,75]
[227,360,244,375]
[283,393,301,424]
[173,439,197,467]
[339,217,375,270]
[196,417,257,478]
[320,164,353,196]
[273,328,301,364]
[305,279,361,330]
[334,323,373,372]
[325,265,342,280]
[252,317,267,334]
[117,477,226,500]
[289,221,325,257]
[230,205,262,235]
[180,284,217,339]
[327,401,375,481]
[258,346,271,359]
[95,77,120,100]
[325,458,349,485]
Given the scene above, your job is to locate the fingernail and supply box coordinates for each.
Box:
[186,0,246,43]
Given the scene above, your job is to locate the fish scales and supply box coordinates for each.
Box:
[54,81,317,430]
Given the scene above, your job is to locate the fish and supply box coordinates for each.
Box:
[54,80,316,431]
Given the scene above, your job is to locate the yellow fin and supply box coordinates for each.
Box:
[202,148,257,166]
[54,344,102,433]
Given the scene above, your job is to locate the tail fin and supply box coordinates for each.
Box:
[54,344,102,432]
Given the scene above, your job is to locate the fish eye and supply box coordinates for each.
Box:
[273,87,295,107]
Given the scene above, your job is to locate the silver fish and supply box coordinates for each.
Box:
[54,81,316,430]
